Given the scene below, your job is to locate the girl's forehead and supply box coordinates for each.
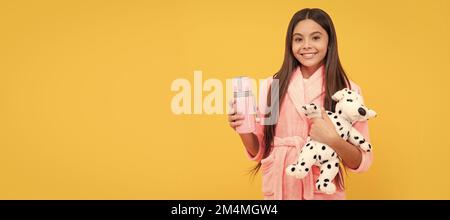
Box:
[293,19,326,35]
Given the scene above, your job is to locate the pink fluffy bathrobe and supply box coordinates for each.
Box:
[246,65,373,200]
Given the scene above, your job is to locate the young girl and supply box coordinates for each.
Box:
[228,8,373,200]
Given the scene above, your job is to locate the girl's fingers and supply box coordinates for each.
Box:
[321,108,334,126]
[228,98,236,113]
[229,107,236,115]
[227,99,244,129]
[228,98,236,107]
[228,101,237,115]
[230,120,243,128]
[228,114,245,122]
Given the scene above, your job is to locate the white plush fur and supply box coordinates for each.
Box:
[285,88,376,194]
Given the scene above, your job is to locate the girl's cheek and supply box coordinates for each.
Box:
[291,43,298,51]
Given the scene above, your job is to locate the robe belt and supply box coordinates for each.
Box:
[272,136,315,200]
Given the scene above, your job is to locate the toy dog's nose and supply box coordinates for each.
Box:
[358,107,366,116]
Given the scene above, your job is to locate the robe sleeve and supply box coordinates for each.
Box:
[346,84,374,173]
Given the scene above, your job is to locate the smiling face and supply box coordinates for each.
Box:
[292,19,329,70]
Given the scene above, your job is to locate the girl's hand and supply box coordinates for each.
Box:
[309,108,340,147]
[227,98,245,130]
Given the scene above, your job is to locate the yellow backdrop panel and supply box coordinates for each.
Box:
[0,0,449,199]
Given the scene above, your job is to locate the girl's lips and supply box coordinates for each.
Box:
[301,53,317,59]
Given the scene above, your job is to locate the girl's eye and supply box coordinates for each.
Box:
[313,36,321,40]
[294,38,302,42]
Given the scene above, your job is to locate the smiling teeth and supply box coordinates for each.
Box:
[302,53,316,58]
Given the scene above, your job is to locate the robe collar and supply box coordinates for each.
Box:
[288,65,325,117]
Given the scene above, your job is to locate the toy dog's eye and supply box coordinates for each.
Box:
[346,99,353,102]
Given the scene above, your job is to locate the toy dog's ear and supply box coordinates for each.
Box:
[332,88,347,101]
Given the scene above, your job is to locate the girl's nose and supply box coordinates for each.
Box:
[302,40,311,49]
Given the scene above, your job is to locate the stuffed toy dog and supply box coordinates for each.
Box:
[285,88,376,194]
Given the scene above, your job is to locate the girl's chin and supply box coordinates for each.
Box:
[299,60,320,67]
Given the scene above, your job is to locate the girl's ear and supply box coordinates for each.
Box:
[332,89,346,101]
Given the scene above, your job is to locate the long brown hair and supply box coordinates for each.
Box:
[249,8,351,189]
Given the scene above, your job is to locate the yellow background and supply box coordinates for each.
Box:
[1,0,449,199]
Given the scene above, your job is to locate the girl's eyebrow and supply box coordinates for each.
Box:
[293,31,323,37]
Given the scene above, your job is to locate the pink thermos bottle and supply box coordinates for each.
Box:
[232,76,256,133]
